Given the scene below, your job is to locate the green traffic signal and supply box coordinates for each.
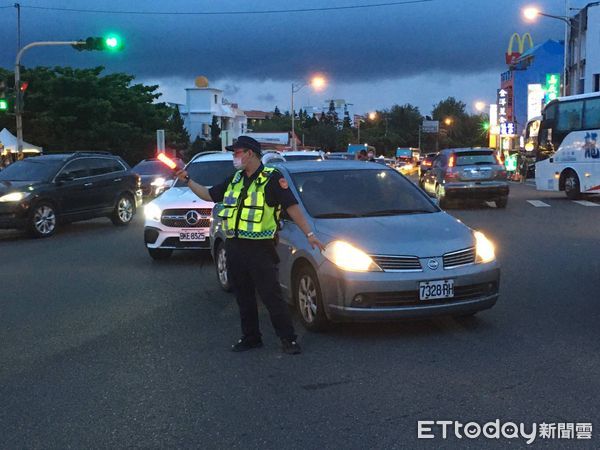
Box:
[0,99,8,111]
[104,35,123,51]
[482,121,490,131]
[73,35,124,52]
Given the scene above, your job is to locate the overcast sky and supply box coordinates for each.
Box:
[0,0,585,115]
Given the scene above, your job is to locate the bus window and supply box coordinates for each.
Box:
[583,98,600,129]
[557,101,583,131]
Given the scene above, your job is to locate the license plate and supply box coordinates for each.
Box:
[179,230,206,242]
[419,279,454,300]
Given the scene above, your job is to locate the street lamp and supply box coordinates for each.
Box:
[291,75,326,150]
[474,101,486,112]
[444,117,454,126]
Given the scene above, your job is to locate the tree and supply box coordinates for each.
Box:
[273,106,282,117]
[343,110,352,129]
[165,106,190,153]
[191,135,206,154]
[209,115,221,150]
[432,97,485,148]
[326,100,339,126]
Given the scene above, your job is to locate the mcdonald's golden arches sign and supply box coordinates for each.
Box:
[506,33,534,65]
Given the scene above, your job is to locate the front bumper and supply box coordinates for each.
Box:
[444,181,509,199]
[0,202,29,230]
[144,224,211,250]
[317,259,500,322]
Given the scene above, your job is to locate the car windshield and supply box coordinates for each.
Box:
[284,154,323,161]
[132,160,175,176]
[0,159,63,181]
[291,169,438,218]
[175,160,235,187]
[455,151,496,166]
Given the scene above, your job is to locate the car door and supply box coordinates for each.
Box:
[424,157,441,193]
[54,159,94,216]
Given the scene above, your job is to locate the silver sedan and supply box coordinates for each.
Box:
[210,161,500,331]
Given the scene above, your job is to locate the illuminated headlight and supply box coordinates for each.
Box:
[0,192,28,202]
[150,177,166,187]
[144,203,162,222]
[474,231,495,263]
[322,240,382,272]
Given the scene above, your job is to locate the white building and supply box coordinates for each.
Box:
[302,99,354,123]
[566,2,600,95]
[172,82,248,145]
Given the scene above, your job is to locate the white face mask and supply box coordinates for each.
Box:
[233,156,244,170]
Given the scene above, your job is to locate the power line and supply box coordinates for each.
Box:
[17,0,433,16]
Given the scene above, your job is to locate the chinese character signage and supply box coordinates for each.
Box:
[527,84,545,120]
[497,88,512,124]
[545,73,560,103]
[500,122,515,136]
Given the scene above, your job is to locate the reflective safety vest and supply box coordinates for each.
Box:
[217,167,279,239]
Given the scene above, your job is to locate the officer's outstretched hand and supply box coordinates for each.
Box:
[308,235,326,252]
[175,169,189,182]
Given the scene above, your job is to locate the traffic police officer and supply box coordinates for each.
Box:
[176,136,324,355]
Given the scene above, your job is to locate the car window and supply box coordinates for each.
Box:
[175,160,235,187]
[455,151,496,166]
[583,98,600,129]
[284,154,323,161]
[87,158,117,176]
[59,159,91,179]
[0,159,63,181]
[291,169,437,218]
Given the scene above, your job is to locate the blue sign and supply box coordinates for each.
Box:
[396,148,412,158]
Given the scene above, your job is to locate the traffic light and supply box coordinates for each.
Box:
[72,35,124,52]
[0,80,7,111]
[0,99,7,111]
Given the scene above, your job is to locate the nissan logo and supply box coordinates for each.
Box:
[185,210,200,226]
[427,259,439,270]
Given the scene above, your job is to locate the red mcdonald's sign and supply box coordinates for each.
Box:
[505,32,534,65]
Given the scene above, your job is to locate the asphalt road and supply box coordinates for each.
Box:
[1,182,599,448]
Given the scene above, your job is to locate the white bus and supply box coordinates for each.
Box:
[529,92,600,199]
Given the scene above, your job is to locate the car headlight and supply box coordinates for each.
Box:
[322,240,382,272]
[0,192,28,202]
[150,177,166,187]
[144,203,162,222]
[474,231,495,263]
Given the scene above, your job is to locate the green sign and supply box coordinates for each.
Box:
[505,154,518,171]
[545,73,560,103]
[0,99,7,110]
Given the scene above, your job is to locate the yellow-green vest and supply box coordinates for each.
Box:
[217,167,279,239]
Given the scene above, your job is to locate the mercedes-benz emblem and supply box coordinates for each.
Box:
[427,259,439,270]
[185,210,200,226]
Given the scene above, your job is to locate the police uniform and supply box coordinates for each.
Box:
[209,163,298,344]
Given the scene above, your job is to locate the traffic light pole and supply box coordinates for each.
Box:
[14,41,84,158]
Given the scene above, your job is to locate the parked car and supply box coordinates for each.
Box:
[143,151,281,260]
[418,152,438,181]
[210,160,500,331]
[281,150,324,161]
[420,148,509,208]
[132,157,183,199]
[0,152,142,237]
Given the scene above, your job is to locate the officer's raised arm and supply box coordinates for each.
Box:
[175,169,213,202]
[286,204,325,251]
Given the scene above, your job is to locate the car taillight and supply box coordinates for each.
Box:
[448,154,456,168]
[495,153,503,165]
[445,168,460,180]
[423,160,432,167]
[496,169,507,179]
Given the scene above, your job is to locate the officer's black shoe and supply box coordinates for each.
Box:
[231,337,263,352]
[281,339,302,355]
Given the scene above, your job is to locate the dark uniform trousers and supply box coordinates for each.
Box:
[226,238,296,341]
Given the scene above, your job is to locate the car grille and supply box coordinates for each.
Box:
[443,247,476,269]
[364,282,498,308]
[371,255,422,271]
[161,208,212,228]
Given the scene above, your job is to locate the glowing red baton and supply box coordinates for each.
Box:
[157,152,178,170]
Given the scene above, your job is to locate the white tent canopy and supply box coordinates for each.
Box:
[0,128,43,154]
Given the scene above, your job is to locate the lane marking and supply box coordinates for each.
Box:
[573,200,600,207]
[527,200,551,207]
[485,201,497,208]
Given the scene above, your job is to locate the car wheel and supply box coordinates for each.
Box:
[563,170,581,200]
[111,194,134,226]
[436,184,449,209]
[294,264,328,332]
[147,247,173,260]
[495,196,508,208]
[215,241,231,292]
[28,202,58,238]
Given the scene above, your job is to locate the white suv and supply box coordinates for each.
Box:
[143,152,235,259]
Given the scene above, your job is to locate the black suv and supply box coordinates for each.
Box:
[0,152,142,237]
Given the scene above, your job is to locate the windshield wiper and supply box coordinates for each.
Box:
[313,212,362,219]
[362,209,433,217]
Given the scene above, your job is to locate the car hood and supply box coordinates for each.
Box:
[151,186,214,209]
[313,212,475,257]
[0,180,46,196]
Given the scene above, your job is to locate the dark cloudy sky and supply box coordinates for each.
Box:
[0,0,583,115]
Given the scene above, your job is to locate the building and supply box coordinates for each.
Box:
[303,99,354,124]
[496,36,564,150]
[565,2,600,95]
[244,110,273,130]
[172,80,248,146]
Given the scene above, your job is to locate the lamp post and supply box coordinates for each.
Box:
[523,4,576,96]
[291,75,326,150]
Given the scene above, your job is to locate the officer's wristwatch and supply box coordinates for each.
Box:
[184,175,190,184]
[306,231,314,238]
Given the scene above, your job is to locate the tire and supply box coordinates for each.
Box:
[495,196,508,209]
[294,264,329,332]
[27,201,58,238]
[147,247,173,260]
[215,241,231,292]
[111,194,134,226]
[563,170,581,200]
[436,184,449,209]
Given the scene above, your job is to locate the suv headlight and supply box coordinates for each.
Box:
[0,192,28,202]
[474,231,495,263]
[144,203,162,222]
[322,240,382,272]
[150,177,166,187]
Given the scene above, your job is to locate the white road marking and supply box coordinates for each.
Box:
[527,200,551,207]
[573,200,600,207]
[485,201,497,208]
